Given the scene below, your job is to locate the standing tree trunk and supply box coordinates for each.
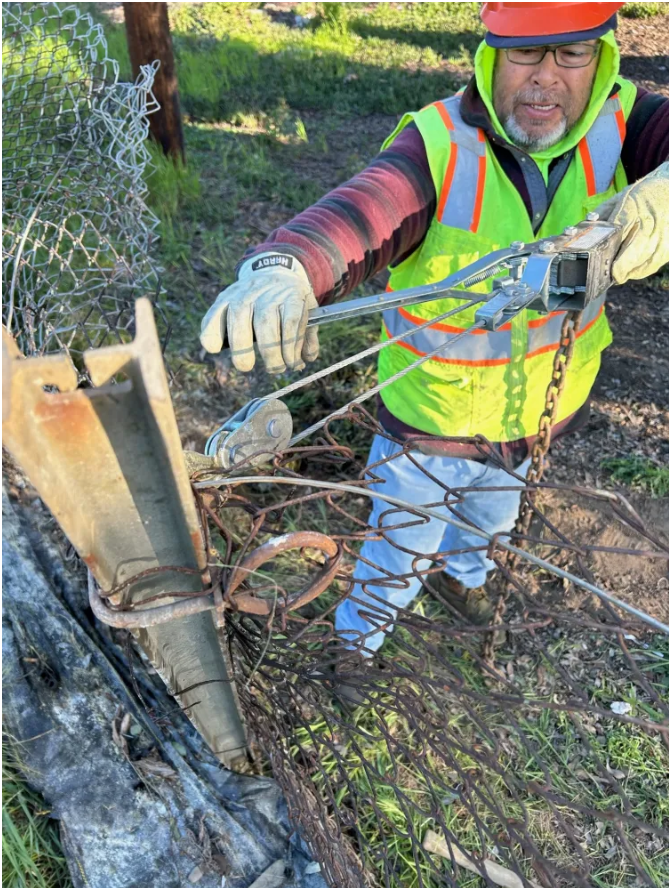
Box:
[123,2,185,163]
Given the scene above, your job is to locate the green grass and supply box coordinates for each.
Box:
[622,2,667,18]
[168,2,479,120]
[601,457,669,498]
[2,743,71,889]
[89,2,479,120]
[282,622,669,888]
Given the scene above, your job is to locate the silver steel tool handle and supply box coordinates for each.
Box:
[219,246,522,349]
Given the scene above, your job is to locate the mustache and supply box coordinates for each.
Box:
[513,89,565,108]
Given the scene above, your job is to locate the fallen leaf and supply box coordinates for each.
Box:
[188,865,203,884]
[134,758,178,781]
[249,859,286,888]
[423,829,539,888]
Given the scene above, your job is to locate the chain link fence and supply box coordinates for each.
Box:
[183,409,668,889]
[2,1,168,368]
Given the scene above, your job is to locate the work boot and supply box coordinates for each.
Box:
[425,571,495,624]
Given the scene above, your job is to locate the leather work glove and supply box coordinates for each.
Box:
[596,161,669,285]
[200,253,319,374]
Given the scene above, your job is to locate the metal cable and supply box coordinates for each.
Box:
[265,298,485,406]
[193,474,670,635]
[289,319,485,444]
[205,297,488,451]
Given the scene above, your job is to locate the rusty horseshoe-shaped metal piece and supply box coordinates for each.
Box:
[225,531,343,617]
[88,531,342,629]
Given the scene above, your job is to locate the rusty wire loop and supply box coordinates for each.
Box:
[88,530,343,629]
[101,406,668,888]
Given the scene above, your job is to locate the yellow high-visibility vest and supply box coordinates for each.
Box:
[378,32,637,440]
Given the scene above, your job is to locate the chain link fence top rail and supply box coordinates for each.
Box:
[167,407,666,890]
[2,2,168,368]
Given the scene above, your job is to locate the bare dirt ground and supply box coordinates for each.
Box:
[618,13,669,95]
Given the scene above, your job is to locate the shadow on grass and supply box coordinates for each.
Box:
[170,31,467,123]
[347,20,483,60]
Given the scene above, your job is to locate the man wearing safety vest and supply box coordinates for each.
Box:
[201,2,669,653]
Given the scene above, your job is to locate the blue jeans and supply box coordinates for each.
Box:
[335,434,531,652]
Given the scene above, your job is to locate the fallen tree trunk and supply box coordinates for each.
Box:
[2,487,324,889]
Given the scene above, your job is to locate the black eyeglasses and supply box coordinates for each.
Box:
[505,43,600,69]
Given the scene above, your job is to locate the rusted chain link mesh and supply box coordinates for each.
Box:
[2,2,168,367]
[184,407,668,889]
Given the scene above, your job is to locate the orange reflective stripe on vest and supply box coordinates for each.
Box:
[578,94,627,196]
[433,97,487,232]
[383,298,605,367]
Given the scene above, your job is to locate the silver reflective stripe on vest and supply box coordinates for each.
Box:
[582,96,625,194]
[526,295,605,357]
[383,306,510,364]
[383,293,605,366]
[436,96,485,232]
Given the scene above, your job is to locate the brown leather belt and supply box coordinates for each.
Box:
[377,398,592,471]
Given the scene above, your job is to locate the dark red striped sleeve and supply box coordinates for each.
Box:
[620,88,669,183]
[237,123,436,304]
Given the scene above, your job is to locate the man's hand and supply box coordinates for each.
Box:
[200,253,319,374]
[596,161,669,285]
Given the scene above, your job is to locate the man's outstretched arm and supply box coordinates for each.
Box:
[200,124,437,371]
[236,125,437,305]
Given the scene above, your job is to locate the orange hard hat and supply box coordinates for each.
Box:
[481,2,625,46]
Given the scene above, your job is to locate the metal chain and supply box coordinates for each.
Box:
[483,309,583,663]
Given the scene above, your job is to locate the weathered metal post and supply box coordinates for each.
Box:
[2,300,247,766]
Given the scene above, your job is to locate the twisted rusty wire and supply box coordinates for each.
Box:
[107,406,668,888]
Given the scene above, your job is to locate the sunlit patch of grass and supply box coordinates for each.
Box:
[145,144,202,224]
[2,741,70,889]
[601,457,669,498]
[622,2,667,18]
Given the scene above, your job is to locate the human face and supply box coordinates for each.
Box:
[492,40,599,152]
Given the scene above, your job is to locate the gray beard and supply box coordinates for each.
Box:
[503,112,568,152]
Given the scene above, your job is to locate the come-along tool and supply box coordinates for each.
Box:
[204,215,622,469]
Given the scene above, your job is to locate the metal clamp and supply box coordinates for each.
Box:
[205,398,293,469]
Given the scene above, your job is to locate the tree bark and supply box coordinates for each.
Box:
[123,2,185,163]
